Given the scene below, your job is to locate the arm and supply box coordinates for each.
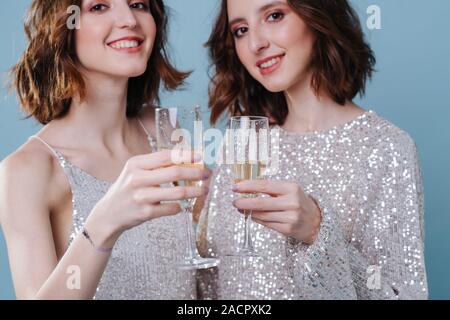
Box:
[0,149,209,300]
[346,137,428,299]
[232,180,357,299]
[0,151,116,299]
[283,200,358,299]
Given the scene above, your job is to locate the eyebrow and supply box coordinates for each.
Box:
[228,1,288,28]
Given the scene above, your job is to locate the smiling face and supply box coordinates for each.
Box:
[75,0,156,79]
[228,0,315,93]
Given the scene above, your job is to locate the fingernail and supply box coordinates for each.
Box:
[203,171,210,179]
[231,184,239,192]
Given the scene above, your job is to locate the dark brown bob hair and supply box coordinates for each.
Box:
[11,0,189,125]
[207,0,376,125]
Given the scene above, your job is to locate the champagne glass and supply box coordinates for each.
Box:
[226,116,270,257]
[156,106,220,270]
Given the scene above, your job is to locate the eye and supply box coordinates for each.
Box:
[130,2,149,10]
[90,3,108,12]
[233,26,248,38]
[267,11,284,22]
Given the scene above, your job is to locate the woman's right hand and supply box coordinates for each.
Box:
[84,150,210,248]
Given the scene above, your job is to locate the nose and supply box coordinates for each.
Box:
[114,6,138,29]
[248,27,269,54]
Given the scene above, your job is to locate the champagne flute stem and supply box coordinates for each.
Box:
[183,205,197,260]
[242,210,254,251]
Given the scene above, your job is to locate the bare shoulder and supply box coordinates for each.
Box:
[0,138,68,224]
[0,138,71,299]
[1,139,55,182]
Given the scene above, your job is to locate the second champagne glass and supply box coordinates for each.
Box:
[226,116,270,257]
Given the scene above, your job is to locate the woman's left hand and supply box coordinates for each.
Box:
[232,180,322,245]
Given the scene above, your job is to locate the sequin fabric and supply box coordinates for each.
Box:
[197,110,428,300]
[50,133,196,300]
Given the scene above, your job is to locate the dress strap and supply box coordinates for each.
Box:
[137,118,157,151]
[29,135,62,160]
[137,119,151,137]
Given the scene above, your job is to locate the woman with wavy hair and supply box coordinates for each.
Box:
[0,0,210,299]
[197,0,428,299]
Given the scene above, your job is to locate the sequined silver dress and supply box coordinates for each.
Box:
[197,110,428,300]
[31,120,196,300]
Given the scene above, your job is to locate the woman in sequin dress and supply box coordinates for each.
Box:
[197,0,428,299]
[0,0,210,299]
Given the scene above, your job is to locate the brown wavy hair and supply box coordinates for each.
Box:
[207,0,376,125]
[11,0,189,125]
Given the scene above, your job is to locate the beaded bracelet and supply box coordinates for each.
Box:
[82,228,114,253]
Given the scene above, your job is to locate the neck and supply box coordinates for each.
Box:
[62,70,133,149]
[282,74,361,133]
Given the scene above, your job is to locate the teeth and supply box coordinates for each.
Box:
[110,40,140,49]
[260,57,281,69]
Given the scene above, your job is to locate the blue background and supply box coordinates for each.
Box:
[1,0,449,299]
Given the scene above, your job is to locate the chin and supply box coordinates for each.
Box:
[250,70,292,93]
[127,69,147,78]
[113,65,148,78]
[259,80,290,93]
